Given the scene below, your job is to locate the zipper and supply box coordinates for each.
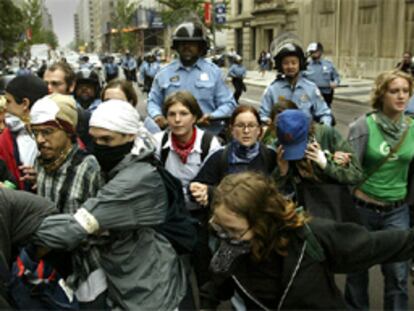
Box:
[277,241,307,310]
[231,241,307,311]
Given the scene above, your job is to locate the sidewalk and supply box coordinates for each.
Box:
[238,69,374,105]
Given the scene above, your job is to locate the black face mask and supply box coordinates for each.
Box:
[210,238,251,274]
[93,141,134,173]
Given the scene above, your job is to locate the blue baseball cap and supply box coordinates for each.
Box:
[276,110,310,160]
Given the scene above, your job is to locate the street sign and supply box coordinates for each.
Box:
[214,3,226,24]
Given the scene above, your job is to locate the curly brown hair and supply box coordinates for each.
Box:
[371,69,413,110]
[212,171,310,262]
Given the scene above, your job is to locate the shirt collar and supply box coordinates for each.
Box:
[175,58,203,72]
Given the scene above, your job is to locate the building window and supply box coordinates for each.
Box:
[236,28,243,56]
[237,0,243,15]
[251,27,256,60]
[358,6,376,57]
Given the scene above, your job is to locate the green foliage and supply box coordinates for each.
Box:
[157,0,230,33]
[23,0,43,41]
[111,0,140,52]
[0,0,59,53]
[0,0,25,53]
[157,0,205,26]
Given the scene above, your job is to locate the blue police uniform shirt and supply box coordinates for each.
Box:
[147,58,236,119]
[228,64,246,79]
[259,74,332,125]
[304,59,340,94]
[140,61,161,80]
[122,57,137,70]
[105,63,118,76]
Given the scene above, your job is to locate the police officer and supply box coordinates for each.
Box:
[74,68,102,112]
[122,51,137,82]
[104,56,119,83]
[304,42,340,108]
[227,54,246,104]
[259,43,332,126]
[140,52,160,93]
[147,21,236,133]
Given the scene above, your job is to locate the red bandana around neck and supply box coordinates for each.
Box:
[171,127,197,164]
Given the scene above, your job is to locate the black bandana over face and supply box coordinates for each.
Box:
[92,141,134,173]
[210,238,251,274]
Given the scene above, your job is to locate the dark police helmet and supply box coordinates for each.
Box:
[75,68,101,93]
[274,43,307,72]
[171,22,209,54]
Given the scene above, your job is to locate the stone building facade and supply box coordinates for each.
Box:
[226,0,414,78]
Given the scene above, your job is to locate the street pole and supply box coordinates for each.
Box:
[211,0,216,51]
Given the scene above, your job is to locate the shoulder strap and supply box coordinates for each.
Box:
[57,149,88,212]
[259,143,272,172]
[160,131,170,166]
[356,118,410,189]
[218,146,229,178]
[200,131,214,163]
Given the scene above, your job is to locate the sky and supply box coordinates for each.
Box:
[44,0,78,47]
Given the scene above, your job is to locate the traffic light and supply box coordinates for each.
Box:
[214,3,226,24]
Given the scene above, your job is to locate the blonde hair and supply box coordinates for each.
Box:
[371,69,413,110]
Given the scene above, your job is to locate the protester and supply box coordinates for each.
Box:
[0,189,56,308]
[154,91,221,302]
[101,78,161,134]
[259,43,332,126]
[345,69,414,310]
[199,171,414,310]
[273,109,362,221]
[33,100,186,310]
[44,61,93,152]
[190,105,276,207]
[29,93,105,307]
[0,75,48,190]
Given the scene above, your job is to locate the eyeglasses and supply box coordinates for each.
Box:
[31,127,59,139]
[209,219,250,245]
[233,123,259,130]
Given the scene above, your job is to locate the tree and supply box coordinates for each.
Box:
[0,0,25,54]
[20,0,58,46]
[111,0,140,53]
[22,0,43,43]
[157,0,205,26]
